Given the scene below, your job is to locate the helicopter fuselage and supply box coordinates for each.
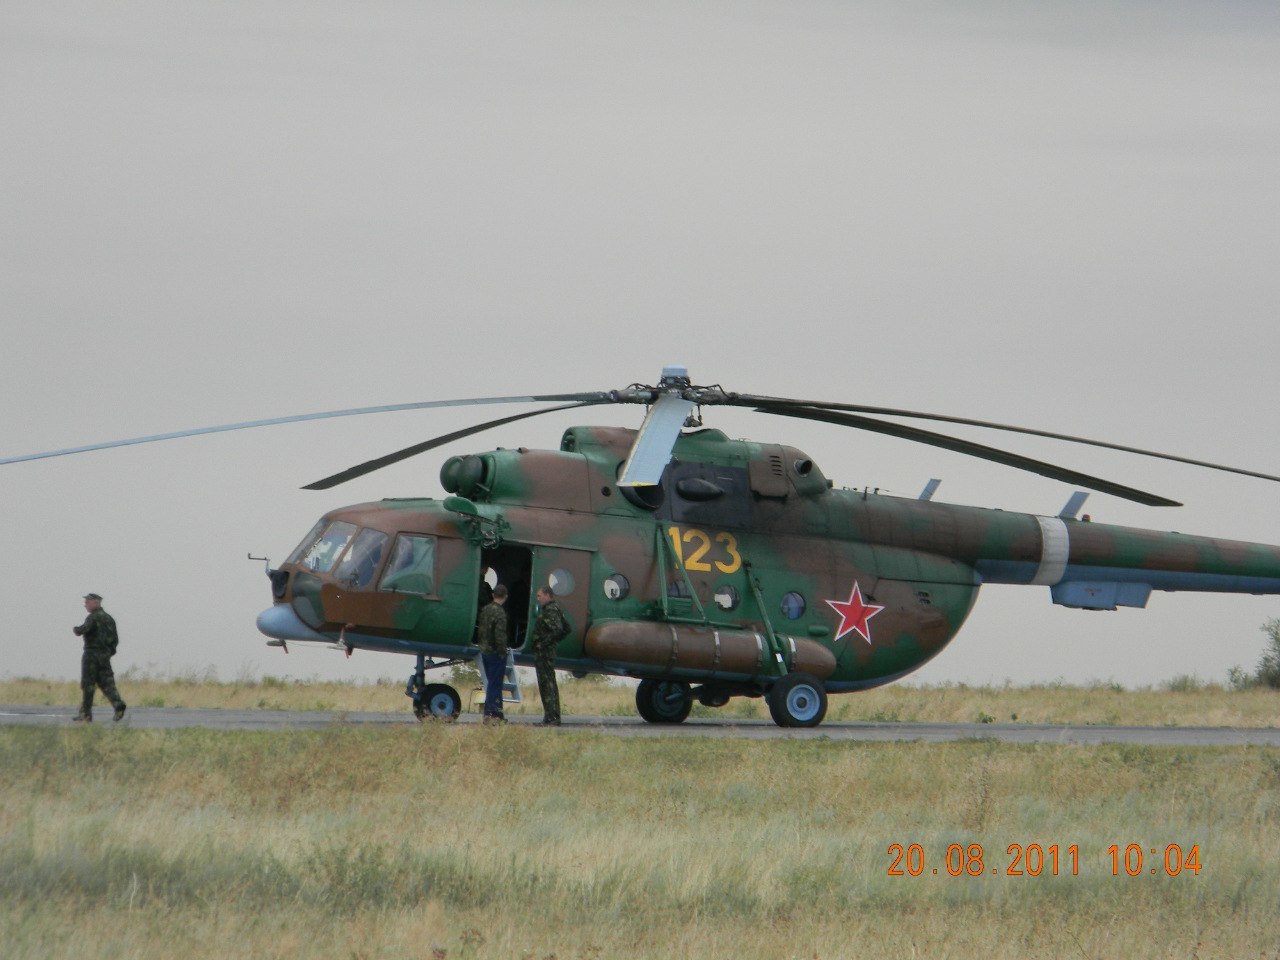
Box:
[257,424,1280,723]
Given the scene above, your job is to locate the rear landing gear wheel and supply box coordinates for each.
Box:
[417,683,461,721]
[767,673,827,728]
[636,679,693,724]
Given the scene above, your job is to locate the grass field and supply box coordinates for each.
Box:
[3,670,1278,728]
[2,717,1278,959]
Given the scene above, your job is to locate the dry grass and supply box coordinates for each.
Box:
[1,724,1278,959]
[3,671,1277,727]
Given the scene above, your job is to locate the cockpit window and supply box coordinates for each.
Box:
[334,529,389,587]
[297,521,358,573]
[380,535,436,595]
[285,519,329,566]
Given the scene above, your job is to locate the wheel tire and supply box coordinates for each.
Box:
[635,679,693,724]
[420,683,461,721]
[767,673,828,728]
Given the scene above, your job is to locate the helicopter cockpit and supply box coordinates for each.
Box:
[257,501,470,651]
[283,514,438,592]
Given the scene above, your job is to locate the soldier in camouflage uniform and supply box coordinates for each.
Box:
[72,593,126,722]
[475,584,510,722]
[529,585,570,725]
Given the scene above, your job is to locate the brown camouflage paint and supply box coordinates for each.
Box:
[270,425,1280,692]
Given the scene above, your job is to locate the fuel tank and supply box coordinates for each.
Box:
[584,620,837,682]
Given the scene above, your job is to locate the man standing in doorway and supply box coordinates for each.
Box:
[529,585,570,725]
[476,584,510,723]
[73,593,126,723]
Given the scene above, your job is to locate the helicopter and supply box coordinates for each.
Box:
[8,365,1280,727]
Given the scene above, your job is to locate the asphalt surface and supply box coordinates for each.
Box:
[2,705,1278,745]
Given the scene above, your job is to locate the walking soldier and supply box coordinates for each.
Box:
[73,593,126,722]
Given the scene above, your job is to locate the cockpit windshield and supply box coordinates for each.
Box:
[333,528,389,587]
[291,520,358,573]
[285,519,328,566]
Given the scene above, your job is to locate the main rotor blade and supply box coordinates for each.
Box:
[0,392,613,467]
[733,394,1280,486]
[757,405,1182,507]
[618,394,696,487]
[302,401,603,490]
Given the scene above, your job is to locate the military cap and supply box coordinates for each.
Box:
[83,593,103,601]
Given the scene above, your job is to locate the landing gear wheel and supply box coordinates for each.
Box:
[767,673,828,728]
[418,683,461,721]
[635,679,693,724]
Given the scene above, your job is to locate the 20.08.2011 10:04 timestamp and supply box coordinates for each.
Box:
[887,843,1203,878]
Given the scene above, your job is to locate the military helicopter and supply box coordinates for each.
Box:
[8,365,1280,727]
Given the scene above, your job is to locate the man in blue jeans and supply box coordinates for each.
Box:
[475,585,510,723]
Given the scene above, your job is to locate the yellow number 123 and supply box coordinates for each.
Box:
[667,526,742,574]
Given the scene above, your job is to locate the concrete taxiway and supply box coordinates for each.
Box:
[2,705,1277,745]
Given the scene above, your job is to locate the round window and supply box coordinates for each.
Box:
[780,591,806,620]
[603,574,630,600]
[548,568,576,596]
[714,585,740,611]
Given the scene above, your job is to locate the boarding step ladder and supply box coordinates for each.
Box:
[472,650,523,711]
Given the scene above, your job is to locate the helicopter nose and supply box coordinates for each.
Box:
[256,603,328,643]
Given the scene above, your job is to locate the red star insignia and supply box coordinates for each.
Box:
[826,581,884,644]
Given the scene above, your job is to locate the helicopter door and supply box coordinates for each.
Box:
[529,547,592,659]
[479,544,534,649]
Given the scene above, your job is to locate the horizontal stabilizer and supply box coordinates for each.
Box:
[1051,581,1152,610]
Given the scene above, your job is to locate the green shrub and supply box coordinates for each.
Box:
[1232,619,1280,690]
[1259,618,1280,689]
[449,663,482,690]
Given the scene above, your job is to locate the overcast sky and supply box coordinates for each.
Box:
[4,1,1279,693]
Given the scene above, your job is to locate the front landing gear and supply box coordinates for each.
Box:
[635,679,693,724]
[415,684,462,720]
[406,655,463,721]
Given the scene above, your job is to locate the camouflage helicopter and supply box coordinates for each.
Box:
[9,365,1280,727]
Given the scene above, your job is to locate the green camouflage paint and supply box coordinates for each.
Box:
[264,425,1280,701]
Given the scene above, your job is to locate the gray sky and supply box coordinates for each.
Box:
[4,1,1279,690]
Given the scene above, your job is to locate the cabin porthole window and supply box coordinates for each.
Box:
[780,591,806,620]
[603,574,630,600]
[548,568,576,596]
[714,585,740,611]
